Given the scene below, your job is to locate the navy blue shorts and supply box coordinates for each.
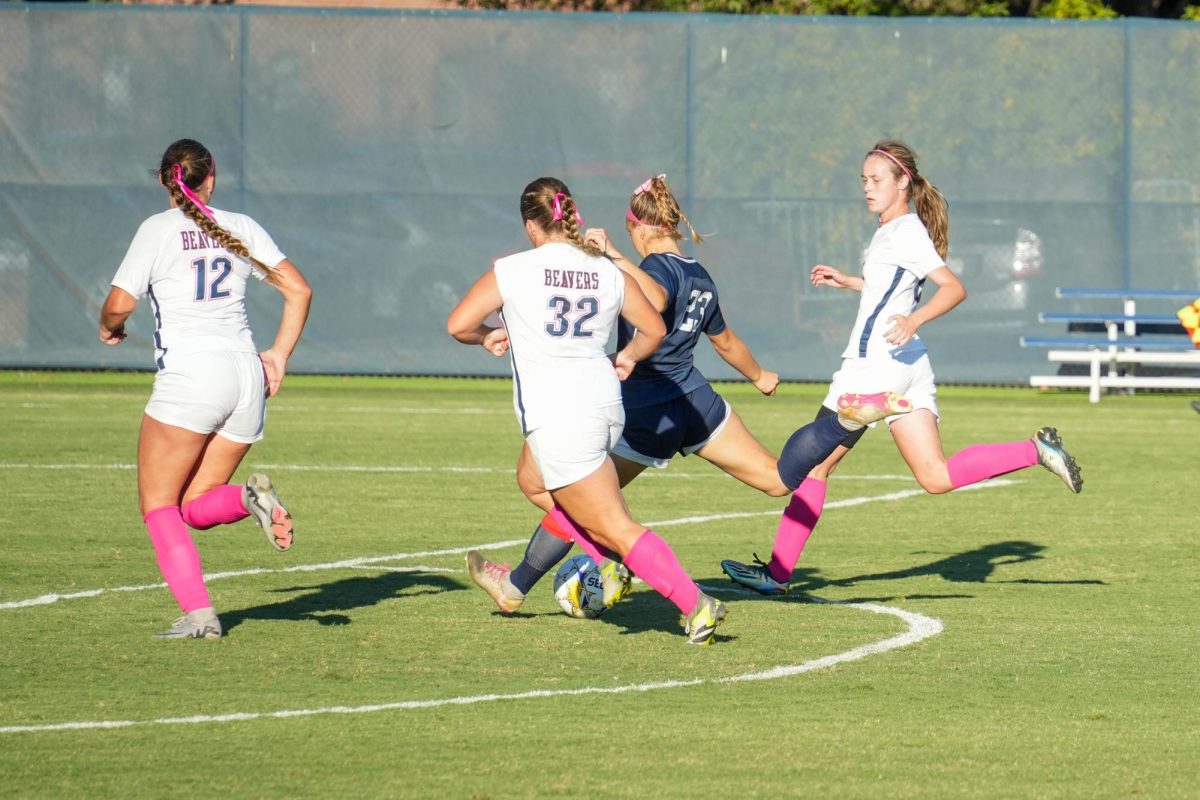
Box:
[611,384,731,468]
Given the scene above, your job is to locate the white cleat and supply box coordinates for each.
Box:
[244,473,294,551]
[154,614,222,640]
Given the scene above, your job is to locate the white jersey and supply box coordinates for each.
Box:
[841,213,944,361]
[493,242,624,434]
[111,207,286,369]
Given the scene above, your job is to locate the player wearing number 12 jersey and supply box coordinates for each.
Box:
[99,138,312,640]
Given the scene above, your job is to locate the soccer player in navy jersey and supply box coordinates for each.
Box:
[464,174,909,615]
[721,140,1083,596]
[449,177,734,645]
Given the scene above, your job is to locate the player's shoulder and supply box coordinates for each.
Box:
[892,213,934,242]
[210,207,263,235]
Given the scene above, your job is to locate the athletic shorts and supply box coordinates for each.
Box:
[525,404,624,491]
[145,350,267,444]
[611,383,731,469]
[821,351,939,429]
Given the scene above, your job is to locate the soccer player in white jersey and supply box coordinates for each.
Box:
[98,139,312,639]
[722,139,1084,595]
[447,177,728,645]
[463,174,911,618]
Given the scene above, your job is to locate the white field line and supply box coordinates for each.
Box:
[0,480,1015,613]
[0,600,942,735]
[0,462,920,482]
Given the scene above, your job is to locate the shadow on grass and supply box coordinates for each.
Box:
[221,571,465,632]
[709,539,1105,605]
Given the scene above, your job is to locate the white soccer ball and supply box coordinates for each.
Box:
[553,554,608,619]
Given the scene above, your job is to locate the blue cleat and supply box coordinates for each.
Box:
[720,555,789,596]
[1033,426,1083,494]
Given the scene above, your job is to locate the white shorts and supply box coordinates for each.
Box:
[145,350,267,444]
[525,405,624,491]
[822,352,939,426]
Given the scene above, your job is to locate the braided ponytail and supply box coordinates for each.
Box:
[519,177,601,257]
[629,175,702,244]
[157,139,275,276]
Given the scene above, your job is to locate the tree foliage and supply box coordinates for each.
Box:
[459,0,1198,17]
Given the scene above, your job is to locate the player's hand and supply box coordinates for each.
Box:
[754,369,780,396]
[481,327,510,357]
[810,264,852,289]
[259,349,287,398]
[884,314,919,346]
[585,227,616,259]
[98,325,126,346]
[612,349,637,381]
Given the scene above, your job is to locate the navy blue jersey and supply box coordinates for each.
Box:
[617,252,727,409]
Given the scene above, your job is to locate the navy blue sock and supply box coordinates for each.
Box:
[509,524,573,595]
[776,414,853,491]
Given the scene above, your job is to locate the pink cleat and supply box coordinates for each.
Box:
[836,391,913,426]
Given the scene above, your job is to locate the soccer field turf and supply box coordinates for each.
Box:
[0,372,1196,798]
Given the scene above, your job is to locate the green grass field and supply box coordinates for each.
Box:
[0,371,1196,799]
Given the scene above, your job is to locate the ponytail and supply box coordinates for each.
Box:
[911,176,949,261]
[157,139,276,279]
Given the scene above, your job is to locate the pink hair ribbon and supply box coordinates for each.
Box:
[551,192,583,225]
[172,162,215,221]
[633,173,666,195]
[870,149,913,184]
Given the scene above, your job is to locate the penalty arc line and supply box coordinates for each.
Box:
[0,479,1015,612]
[0,601,942,735]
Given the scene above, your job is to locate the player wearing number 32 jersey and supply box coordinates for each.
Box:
[492,243,624,437]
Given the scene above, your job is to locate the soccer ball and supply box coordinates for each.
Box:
[553,554,609,619]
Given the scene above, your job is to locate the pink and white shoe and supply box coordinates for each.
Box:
[244,473,294,551]
[465,550,525,614]
[836,391,913,426]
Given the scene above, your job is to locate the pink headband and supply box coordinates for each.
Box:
[172,162,215,221]
[625,207,671,230]
[551,192,583,225]
[870,149,913,184]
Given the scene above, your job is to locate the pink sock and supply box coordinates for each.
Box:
[768,477,826,583]
[546,505,619,563]
[144,506,211,613]
[946,440,1038,489]
[181,485,249,530]
[623,531,701,615]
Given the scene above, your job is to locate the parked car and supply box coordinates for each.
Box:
[945,218,1044,313]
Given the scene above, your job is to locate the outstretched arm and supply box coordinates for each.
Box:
[585,227,668,311]
[707,328,779,396]
[260,259,313,397]
[612,272,667,380]
[811,264,864,293]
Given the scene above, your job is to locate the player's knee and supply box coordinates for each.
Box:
[763,482,791,498]
[914,472,953,494]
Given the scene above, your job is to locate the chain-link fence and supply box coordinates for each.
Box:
[1,7,1197,381]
